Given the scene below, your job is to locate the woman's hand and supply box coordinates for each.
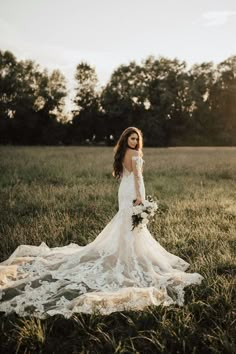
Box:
[133,197,142,206]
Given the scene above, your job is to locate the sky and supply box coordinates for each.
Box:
[1,0,236,107]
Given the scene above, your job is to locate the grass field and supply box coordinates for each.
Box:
[0,146,235,354]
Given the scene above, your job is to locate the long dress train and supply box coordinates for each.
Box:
[0,156,204,318]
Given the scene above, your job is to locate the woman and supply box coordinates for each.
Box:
[0,127,203,318]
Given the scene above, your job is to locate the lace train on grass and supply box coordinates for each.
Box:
[0,156,203,318]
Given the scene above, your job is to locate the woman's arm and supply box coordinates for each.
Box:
[131,151,143,206]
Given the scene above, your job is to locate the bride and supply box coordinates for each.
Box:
[0,127,203,318]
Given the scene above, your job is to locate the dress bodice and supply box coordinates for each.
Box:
[118,156,145,210]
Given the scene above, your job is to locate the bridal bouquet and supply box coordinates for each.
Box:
[131,195,159,230]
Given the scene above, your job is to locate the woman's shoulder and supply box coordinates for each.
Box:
[126,149,143,159]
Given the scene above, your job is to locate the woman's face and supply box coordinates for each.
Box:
[127,132,139,149]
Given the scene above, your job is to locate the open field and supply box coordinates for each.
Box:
[0,146,235,353]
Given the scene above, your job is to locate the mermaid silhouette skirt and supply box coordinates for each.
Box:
[0,159,203,318]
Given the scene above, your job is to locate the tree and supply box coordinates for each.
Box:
[0,56,42,144]
[36,69,67,144]
[142,57,191,145]
[0,50,18,143]
[211,56,236,144]
[1,48,235,146]
[186,62,217,144]
[0,49,68,144]
[72,62,102,143]
[101,61,148,142]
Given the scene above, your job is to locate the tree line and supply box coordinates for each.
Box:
[0,49,235,146]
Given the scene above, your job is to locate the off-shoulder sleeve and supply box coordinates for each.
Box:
[131,155,143,200]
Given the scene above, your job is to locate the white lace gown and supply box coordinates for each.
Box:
[0,156,203,318]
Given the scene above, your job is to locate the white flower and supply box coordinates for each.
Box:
[133,204,143,214]
[136,206,143,213]
[132,194,160,230]
[141,218,148,224]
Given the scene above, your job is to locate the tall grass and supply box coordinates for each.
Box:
[0,146,235,353]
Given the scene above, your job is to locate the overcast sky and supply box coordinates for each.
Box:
[1,0,236,92]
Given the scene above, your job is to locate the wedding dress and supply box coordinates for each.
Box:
[0,156,203,318]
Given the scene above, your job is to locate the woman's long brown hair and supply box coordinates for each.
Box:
[112,127,143,179]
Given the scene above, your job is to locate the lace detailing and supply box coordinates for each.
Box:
[131,156,144,201]
[0,231,203,318]
[0,155,204,318]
